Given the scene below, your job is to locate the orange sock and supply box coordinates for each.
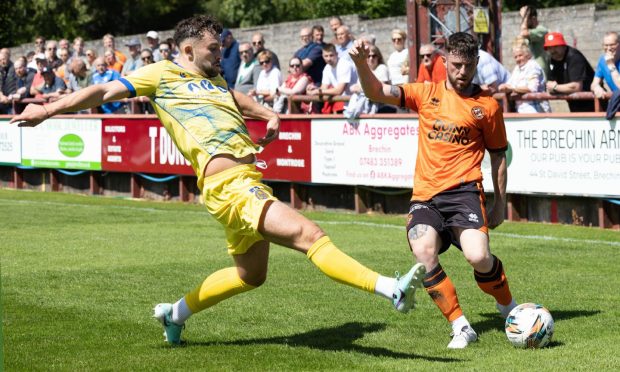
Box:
[424,264,463,322]
[474,255,513,306]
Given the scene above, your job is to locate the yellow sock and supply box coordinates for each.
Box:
[184,267,256,314]
[306,236,379,293]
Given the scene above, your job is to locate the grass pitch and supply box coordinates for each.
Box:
[1,189,619,371]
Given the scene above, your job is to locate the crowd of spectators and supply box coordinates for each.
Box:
[0,7,617,117]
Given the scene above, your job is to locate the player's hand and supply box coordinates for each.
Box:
[9,104,49,127]
[257,114,280,146]
[487,204,505,229]
[348,39,368,65]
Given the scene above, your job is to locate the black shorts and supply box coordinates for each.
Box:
[406,181,487,254]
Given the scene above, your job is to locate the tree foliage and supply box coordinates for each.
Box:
[2,1,619,48]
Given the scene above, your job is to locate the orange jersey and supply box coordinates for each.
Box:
[403,82,507,201]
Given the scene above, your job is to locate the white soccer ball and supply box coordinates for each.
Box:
[505,303,554,348]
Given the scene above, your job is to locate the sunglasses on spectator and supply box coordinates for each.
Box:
[392,37,403,42]
[420,53,432,58]
[289,64,301,68]
[253,41,263,46]
[259,59,271,65]
[367,54,378,58]
[142,56,153,61]
[47,47,56,50]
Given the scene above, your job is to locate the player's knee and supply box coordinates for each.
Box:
[303,224,326,246]
[240,272,267,287]
[411,242,436,261]
[463,249,491,268]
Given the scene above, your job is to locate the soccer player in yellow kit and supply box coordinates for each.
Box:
[350,33,517,349]
[11,15,425,345]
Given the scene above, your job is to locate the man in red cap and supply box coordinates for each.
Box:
[544,31,595,112]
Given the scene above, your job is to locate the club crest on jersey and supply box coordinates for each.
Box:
[430,97,440,106]
[471,106,485,120]
[249,186,269,200]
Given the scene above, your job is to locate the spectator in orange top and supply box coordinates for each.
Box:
[104,48,124,73]
[102,33,127,64]
[416,43,447,83]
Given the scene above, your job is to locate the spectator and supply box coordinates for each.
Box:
[358,33,376,46]
[416,43,447,83]
[387,29,408,85]
[473,49,510,94]
[328,16,343,45]
[0,48,13,68]
[32,66,66,100]
[102,34,127,64]
[159,41,174,61]
[0,52,16,114]
[220,28,241,89]
[335,25,354,62]
[58,39,71,58]
[248,50,282,109]
[307,43,358,114]
[498,40,550,113]
[348,44,395,115]
[273,57,312,114]
[25,51,36,71]
[12,57,35,100]
[45,40,62,70]
[251,32,280,69]
[140,49,154,65]
[235,42,260,95]
[146,31,162,61]
[90,57,123,113]
[29,54,48,97]
[67,58,92,93]
[544,32,595,112]
[33,36,46,54]
[70,37,86,64]
[136,49,156,113]
[294,27,325,86]
[591,31,620,98]
[519,5,549,77]
[121,38,143,76]
[104,48,123,73]
[55,48,71,85]
[85,49,97,71]
[312,25,325,45]
[166,37,179,60]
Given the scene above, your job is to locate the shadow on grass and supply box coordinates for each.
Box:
[185,322,462,362]
[473,309,602,335]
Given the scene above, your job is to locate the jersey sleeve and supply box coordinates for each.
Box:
[401,83,425,111]
[483,102,508,152]
[119,61,165,98]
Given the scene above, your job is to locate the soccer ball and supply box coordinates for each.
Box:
[505,303,554,348]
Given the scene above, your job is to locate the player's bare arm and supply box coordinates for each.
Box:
[231,89,280,146]
[10,80,130,127]
[488,151,507,229]
[349,39,401,106]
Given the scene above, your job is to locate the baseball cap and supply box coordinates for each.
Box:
[146,31,159,39]
[34,53,46,61]
[125,37,141,47]
[220,28,232,43]
[544,32,567,49]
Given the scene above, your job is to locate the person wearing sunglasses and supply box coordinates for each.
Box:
[416,43,446,84]
[387,29,408,85]
[249,50,281,108]
[347,44,395,115]
[251,32,280,69]
[158,41,174,62]
[272,57,312,113]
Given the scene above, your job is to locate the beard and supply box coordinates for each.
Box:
[200,61,221,78]
[448,73,474,93]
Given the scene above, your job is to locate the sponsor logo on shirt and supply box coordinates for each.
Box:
[427,120,471,145]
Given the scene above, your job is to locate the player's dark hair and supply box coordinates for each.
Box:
[173,15,223,47]
[446,32,478,61]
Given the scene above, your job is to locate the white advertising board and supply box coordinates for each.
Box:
[311,118,419,188]
[482,117,619,197]
[21,118,102,170]
[0,120,22,165]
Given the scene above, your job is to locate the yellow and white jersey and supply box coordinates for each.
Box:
[119,60,259,180]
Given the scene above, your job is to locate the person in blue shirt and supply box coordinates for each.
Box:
[220,28,240,88]
[90,57,123,113]
[591,31,620,98]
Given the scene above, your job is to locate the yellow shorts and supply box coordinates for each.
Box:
[202,164,277,255]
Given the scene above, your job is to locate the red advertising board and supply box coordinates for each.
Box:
[246,119,311,182]
[101,118,194,175]
[101,118,312,181]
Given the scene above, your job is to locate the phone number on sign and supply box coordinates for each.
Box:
[359,157,403,167]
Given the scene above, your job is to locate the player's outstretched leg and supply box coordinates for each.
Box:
[261,200,425,313]
[153,241,269,345]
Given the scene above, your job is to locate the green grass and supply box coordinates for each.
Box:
[1,189,619,371]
